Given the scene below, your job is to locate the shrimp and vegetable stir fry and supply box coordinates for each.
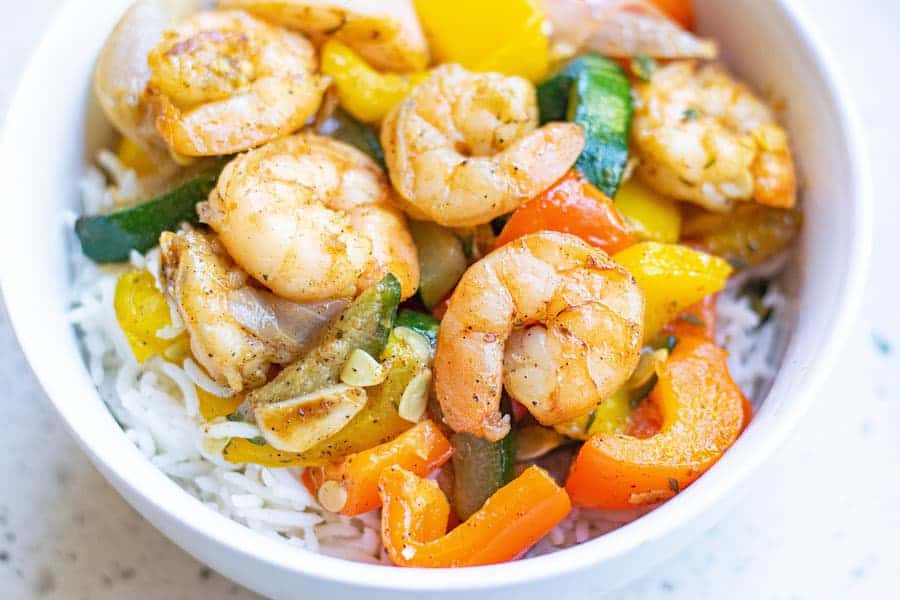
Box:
[77,0,801,567]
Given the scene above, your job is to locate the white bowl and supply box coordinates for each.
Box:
[0,1,870,598]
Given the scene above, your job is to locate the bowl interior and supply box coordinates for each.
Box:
[0,0,868,597]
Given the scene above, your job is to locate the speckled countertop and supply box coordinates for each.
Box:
[1,1,898,598]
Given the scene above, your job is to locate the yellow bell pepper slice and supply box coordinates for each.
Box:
[555,389,631,441]
[321,39,428,123]
[197,388,243,422]
[115,270,239,421]
[614,242,732,341]
[114,270,181,363]
[116,137,156,177]
[615,179,682,243]
[413,0,550,82]
[223,325,428,467]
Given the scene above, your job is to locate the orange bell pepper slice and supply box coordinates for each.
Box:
[628,297,751,438]
[495,170,634,254]
[566,336,747,509]
[649,0,694,30]
[661,294,718,341]
[626,397,663,438]
[379,465,571,567]
[660,296,752,425]
[628,298,718,439]
[302,420,453,517]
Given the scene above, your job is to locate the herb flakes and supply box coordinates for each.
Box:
[682,107,701,121]
[631,55,658,82]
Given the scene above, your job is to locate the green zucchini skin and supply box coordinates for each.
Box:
[75,166,223,263]
[395,309,440,347]
[451,428,517,520]
[76,112,380,264]
[537,54,633,198]
[408,220,468,310]
[247,273,402,408]
[324,108,386,169]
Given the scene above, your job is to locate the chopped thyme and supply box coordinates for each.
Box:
[631,55,658,82]
[584,410,598,433]
[680,313,705,327]
[682,107,701,121]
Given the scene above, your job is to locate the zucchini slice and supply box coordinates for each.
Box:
[451,427,517,520]
[75,166,223,263]
[537,54,633,198]
[395,309,441,346]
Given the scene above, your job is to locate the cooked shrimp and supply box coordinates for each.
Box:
[632,61,797,211]
[584,1,717,60]
[199,133,419,302]
[94,0,201,166]
[542,0,717,62]
[146,10,327,157]
[159,228,347,391]
[434,231,644,441]
[381,64,585,227]
[218,0,429,72]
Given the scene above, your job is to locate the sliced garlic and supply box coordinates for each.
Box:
[516,425,566,461]
[392,326,432,361]
[628,488,676,505]
[398,368,432,422]
[626,348,669,391]
[340,348,387,387]
[316,480,348,513]
[254,384,367,452]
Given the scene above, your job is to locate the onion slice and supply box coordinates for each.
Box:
[228,287,349,361]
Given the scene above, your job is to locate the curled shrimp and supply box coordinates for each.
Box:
[218,0,429,72]
[146,10,327,157]
[381,64,585,228]
[199,133,419,302]
[632,61,797,211]
[159,228,347,391]
[434,231,644,441]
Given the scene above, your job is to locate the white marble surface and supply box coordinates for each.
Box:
[1,0,898,598]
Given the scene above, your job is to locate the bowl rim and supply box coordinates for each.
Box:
[0,0,872,592]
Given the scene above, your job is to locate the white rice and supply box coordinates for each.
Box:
[69,159,786,564]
